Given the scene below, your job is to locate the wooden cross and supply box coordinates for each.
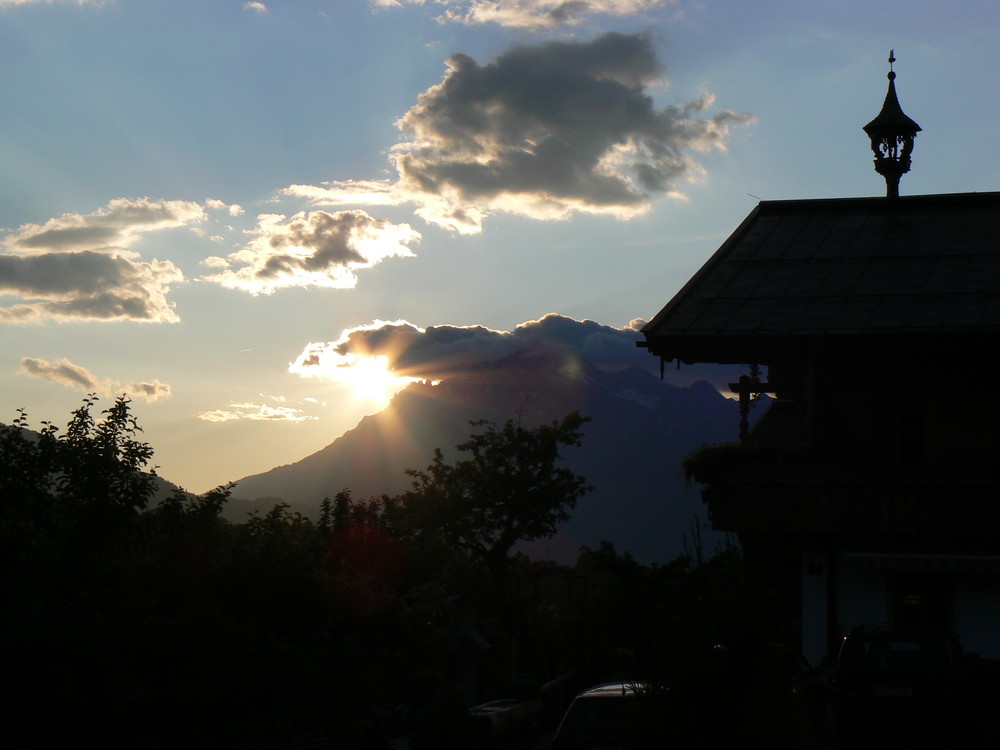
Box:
[728,373,773,443]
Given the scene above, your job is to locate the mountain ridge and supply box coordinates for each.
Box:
[227,355,746,563]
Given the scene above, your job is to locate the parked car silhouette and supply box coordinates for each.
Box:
[831,624,968,737]
[550,682,644,750]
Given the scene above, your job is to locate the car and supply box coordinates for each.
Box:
[467,695,544,740]
[550,682,646,750]
[830,624,969,736]
[769,643,829,729]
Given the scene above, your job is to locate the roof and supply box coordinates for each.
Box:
[863,72,921,139]
[640,191,1000,364]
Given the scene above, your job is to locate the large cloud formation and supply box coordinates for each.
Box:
[373,0,674,29]
[291,313,747,395]
[290,313,649,383]
[0,198,202,323]
[201,210,420,294]
[19,357,172,403]
[286,33,752,234]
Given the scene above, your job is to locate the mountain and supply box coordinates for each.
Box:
[228,351,747,563]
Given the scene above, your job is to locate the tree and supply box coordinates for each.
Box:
[1,394,157,511]
[401,411,591,589]
[1,394,159,571]
[1,397,438,747]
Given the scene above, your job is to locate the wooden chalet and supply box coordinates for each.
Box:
[639,55,1000,664]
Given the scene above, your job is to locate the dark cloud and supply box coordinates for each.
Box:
[202,210,420,294]
[18,357,172,403]
[0,251,183,323]
[126,380,172,403]
[14,225,122,251]
[0,198,206,324]
[8,198,205,254]
[19,357,107,392]
[260,211,369,277]
[292,313,751,395]
[289,32,752,233]
[293,313,651,382]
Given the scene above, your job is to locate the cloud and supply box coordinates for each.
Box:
[201,209,420,294]
[0,198,203,323]
[288,319,426,403]
[6,198,205,256]
[373,1,675,29]
[243,1,268,12]
[126,379,173,404]
[291,313,748,395]
[19,357,110,393]
[18,357,172,403]
[206,198,245,217]
[196,402,316,423]
[0,252,184,323]
[285,33,752,234]
[290,313,651,384]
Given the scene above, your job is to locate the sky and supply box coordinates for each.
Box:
[2,0,999,493]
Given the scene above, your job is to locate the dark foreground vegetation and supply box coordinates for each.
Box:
[1,397,813,749]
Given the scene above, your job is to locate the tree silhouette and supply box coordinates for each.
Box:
[400,411,591,591]
[1,394,159,571]
[0,399,810,746]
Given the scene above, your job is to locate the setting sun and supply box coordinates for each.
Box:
[289,347,417,406]
[288,320,426,406]
[334,354,415,404]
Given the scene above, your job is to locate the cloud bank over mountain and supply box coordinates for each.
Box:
[291,313,650,382]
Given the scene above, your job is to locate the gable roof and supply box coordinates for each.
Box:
[640,191,1000,364]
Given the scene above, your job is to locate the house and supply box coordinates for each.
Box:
[638,55,1000,665]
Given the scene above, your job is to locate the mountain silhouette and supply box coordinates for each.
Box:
[228,350,746,563]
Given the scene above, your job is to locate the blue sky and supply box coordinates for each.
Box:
[2,0,998,492]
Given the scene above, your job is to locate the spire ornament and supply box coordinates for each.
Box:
[863,51,921,199]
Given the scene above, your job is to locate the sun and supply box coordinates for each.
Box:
[288,321,426,407]
[329,354,415,406]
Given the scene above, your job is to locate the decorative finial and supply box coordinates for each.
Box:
[863,51,920,199]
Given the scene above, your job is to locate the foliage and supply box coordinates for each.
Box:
[630,545,806,749]
[0,399,809,747]
[400,411,592,586]
[1,394,159,575]
[1,394,156,506]
[545,540,808,749]
[0,398,366,746]
[60,394,158,509]
[681,440,808,486]
[683,438,837,487]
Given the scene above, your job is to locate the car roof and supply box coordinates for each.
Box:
[576,682,640,699]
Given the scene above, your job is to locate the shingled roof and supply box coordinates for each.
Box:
[640,191,1000,364]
